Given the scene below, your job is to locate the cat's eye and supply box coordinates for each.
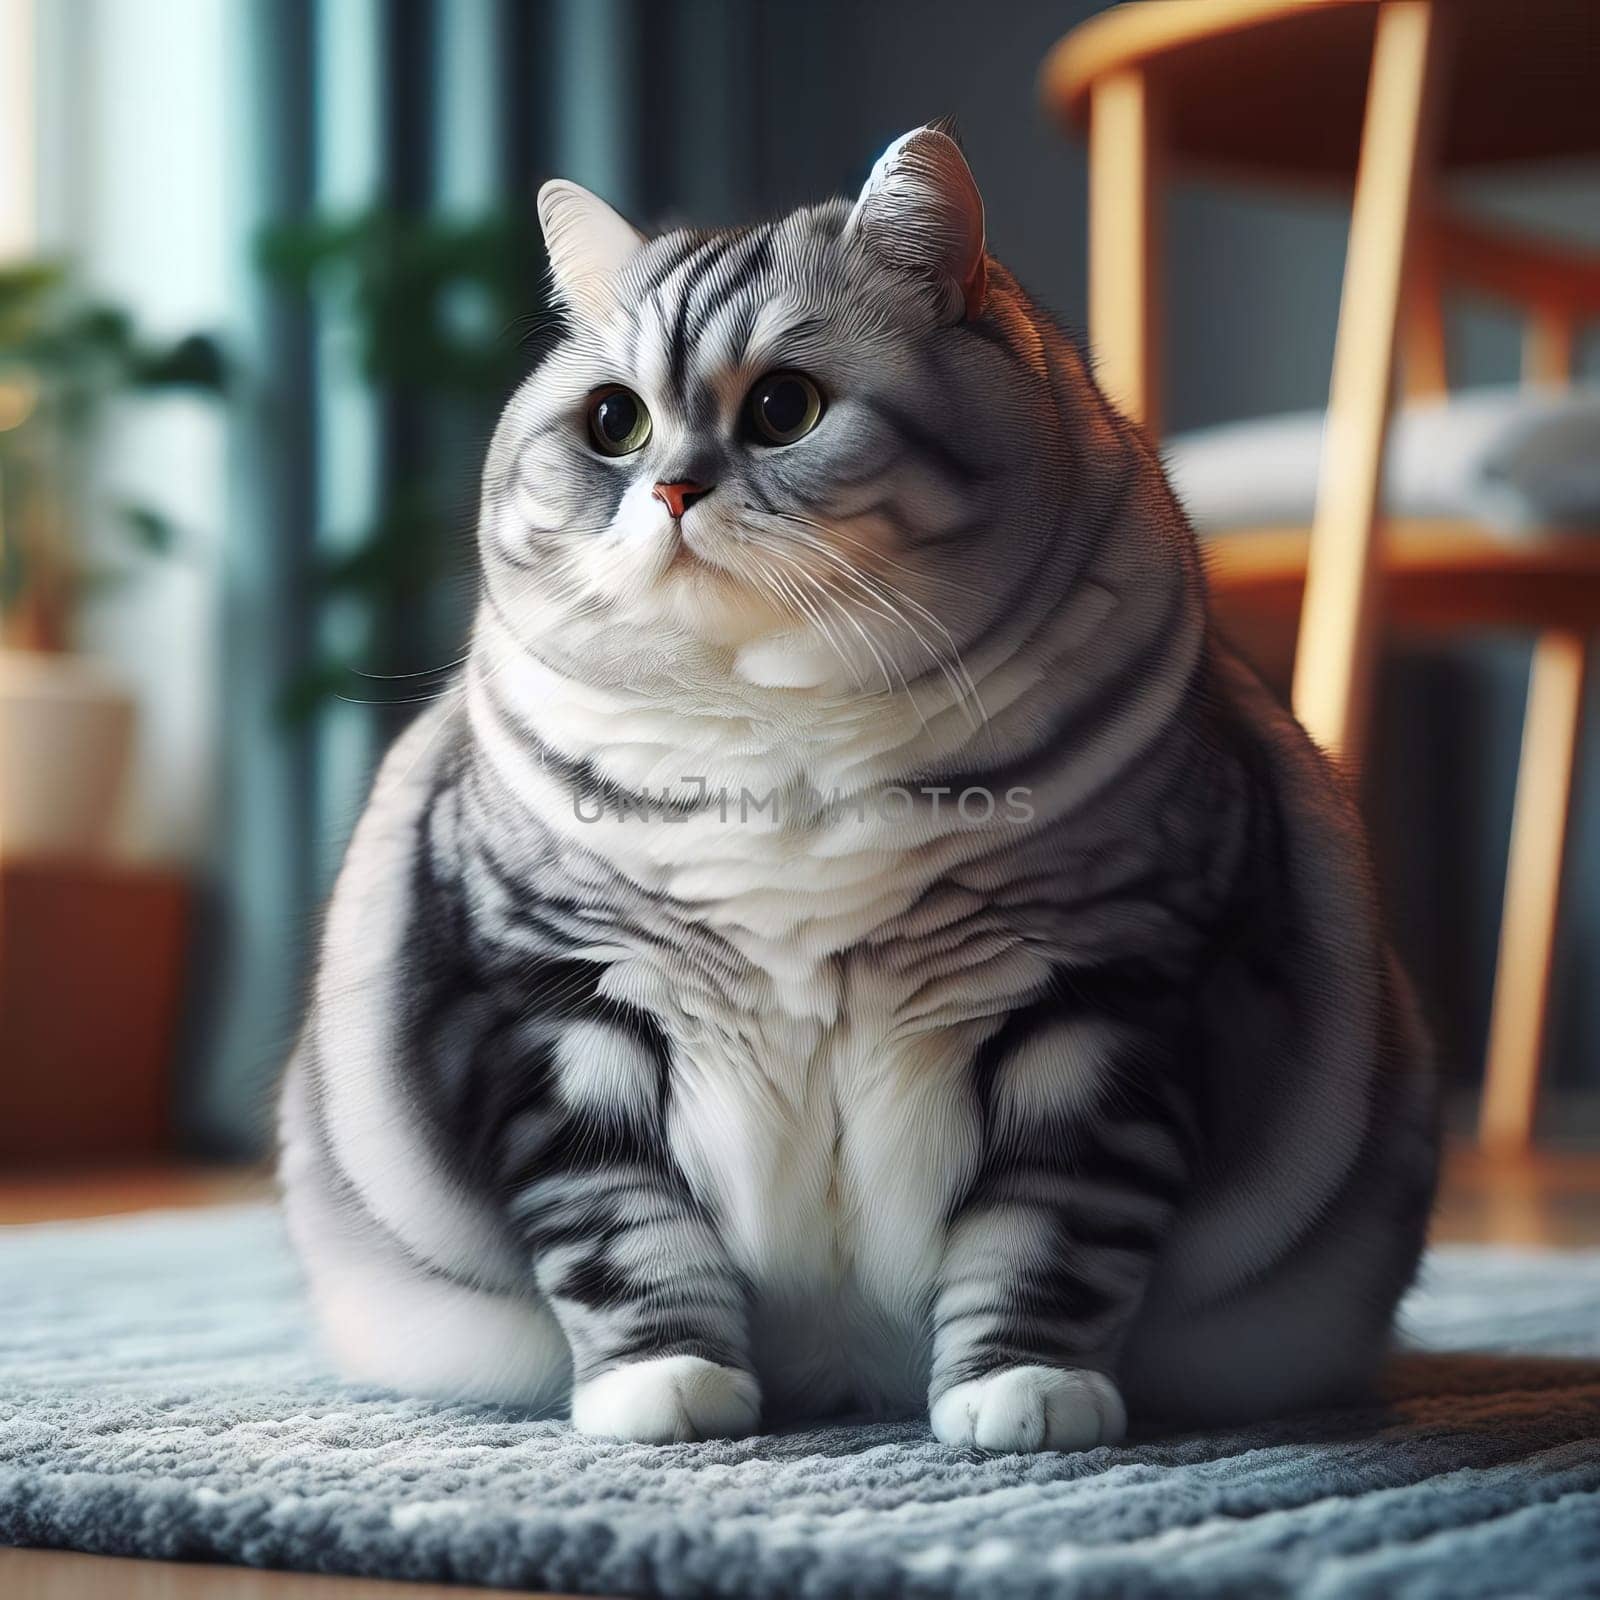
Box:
[587,385,652,456]
[746,371,824,446]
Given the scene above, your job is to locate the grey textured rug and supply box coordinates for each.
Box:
[3,1206,1600,1598]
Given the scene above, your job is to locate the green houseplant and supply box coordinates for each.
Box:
[0,261,224,856]
[256,208,551,720]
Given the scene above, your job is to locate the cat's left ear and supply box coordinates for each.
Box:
[537,179,648,318]
[846,127,987,321]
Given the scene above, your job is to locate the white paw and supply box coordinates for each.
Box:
[571,1356,760,1443]
[931,1365,1127,1453]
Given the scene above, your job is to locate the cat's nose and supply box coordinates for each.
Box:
[652,480,714,518]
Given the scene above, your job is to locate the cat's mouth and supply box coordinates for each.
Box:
[642,523,798,643]
[665,528,708,574]
[662,520,749,586]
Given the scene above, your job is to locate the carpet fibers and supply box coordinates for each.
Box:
[2,1205,1599,1597]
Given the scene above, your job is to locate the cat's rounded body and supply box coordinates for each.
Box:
[279,130,1436,1449]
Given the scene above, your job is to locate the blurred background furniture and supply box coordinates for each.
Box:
[0,860,188,1164]
[1044,0,1600,1154]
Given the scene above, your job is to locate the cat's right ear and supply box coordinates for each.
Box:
[537,179,647,319]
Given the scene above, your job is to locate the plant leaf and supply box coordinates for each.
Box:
[117,502,182,556]
[129,333,228,391]
[275,656,360,725]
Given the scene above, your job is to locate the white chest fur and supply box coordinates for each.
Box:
[659,958,983,1412]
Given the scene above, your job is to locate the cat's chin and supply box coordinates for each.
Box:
[645,569,811,655]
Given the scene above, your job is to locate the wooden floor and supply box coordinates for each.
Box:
[0,1163,271,1225]
[1429,1145,1600,1248]
[0,1547,560,1600]
[3,1145,1598,1600]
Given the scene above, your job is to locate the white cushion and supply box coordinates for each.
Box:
[1165,384,1600,538]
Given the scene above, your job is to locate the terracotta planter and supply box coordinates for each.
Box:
[0,649,135,859]
[0,654,189,1159]
[0,858,189,1161]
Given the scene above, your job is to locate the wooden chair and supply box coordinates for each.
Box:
[1042,0,1600,1152]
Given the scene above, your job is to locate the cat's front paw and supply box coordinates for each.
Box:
[931,1365,1126,1453]
[571,1355,761,1443]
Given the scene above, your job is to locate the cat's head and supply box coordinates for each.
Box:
[479,127,1087,695]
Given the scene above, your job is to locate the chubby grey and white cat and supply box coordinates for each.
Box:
[279,129,1436,1452]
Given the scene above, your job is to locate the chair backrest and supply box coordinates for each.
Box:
[1405,211,1600,396]
[1052,0,1598,1157]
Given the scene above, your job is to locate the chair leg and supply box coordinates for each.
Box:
[1291,0,1446,766]
[1401,226,1448,400]
[1523,305,1577,387]
[1088,68,1163,436]
[1479,631,1590,1154]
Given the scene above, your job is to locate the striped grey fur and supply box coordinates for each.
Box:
[279,129,1436,1450]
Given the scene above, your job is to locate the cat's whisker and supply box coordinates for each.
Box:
[756,512,977,677]
[334,688,463,708]
[748,511,981,737]
[750,536,911,703]
[799,571,901,705]
[792,532,991,738]
[350,652,473,683]
[746,547,865,693]
[751,542,899,703]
